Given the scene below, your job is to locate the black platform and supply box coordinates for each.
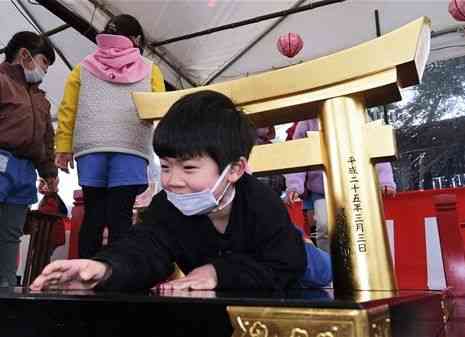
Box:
[0,287,448,337]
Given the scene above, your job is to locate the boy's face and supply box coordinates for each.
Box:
[19,49,49,73]
[160,155,225,197]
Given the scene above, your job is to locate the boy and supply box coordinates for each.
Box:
[31,90,331,291]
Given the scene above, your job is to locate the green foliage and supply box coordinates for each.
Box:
[389,56,465,129]
[381,56,465,190]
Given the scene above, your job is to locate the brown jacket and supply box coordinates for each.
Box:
[0,62,57,178]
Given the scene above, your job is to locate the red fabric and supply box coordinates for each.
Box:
[285,122,299,141]
[384,193,430,289]
[37,193,67,249]
[286,201,306,233]
[284,187,465,290]
[68,190,84,259]
[384,187,465,290]
[51,220,66,249]
[433,194,465,294]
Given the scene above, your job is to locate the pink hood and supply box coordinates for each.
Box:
[81,34,151,84]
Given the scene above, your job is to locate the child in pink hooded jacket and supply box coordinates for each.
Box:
[54,15,165,259]
[285,119,396,252]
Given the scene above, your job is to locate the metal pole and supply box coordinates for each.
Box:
[150,0,346,48]
[44,24,70,37]
[15,0,73,70]
[431,25,465,38]
[204,0,307,85]
[0,24,69,55]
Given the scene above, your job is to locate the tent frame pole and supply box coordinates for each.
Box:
[12,0,74,70]
[204,0,308,85]
[150,0,346,48]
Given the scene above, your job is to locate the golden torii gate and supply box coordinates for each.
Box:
[133,18,440,337]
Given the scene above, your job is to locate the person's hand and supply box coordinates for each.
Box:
[45,176,59,193]
[30,259,110,291]
[156,264,217,290]
[381,185,396,197]
[38,178,48,194]
[134,182,157,208]
[284,191,301,205]
[38,177,59,194]
[55,152,74,173]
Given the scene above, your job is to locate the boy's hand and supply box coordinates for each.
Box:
[55,153,74,173]
[30,259,109,291]
[156,264,217,290]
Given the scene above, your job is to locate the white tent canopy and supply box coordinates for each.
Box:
[41,0,465,84]
[1,0,465,208]
[2,0,464,115]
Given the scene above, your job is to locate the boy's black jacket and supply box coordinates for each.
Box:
[95,174,307,291]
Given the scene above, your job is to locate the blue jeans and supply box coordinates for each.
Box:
[300,241,332,288]
[76,152,148,188]
[0,150,37,205]
[0,150,36,287]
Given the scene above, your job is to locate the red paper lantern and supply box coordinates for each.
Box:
[277,32,303,58]
[449,0,465,21]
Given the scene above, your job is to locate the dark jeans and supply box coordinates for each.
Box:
[78,185,145,258]
[0,203,28,286]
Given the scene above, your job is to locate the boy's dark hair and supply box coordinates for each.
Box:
[154,90,257,171]
[103,14,145,51]
[5,31,55,65]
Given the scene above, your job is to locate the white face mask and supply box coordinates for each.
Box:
[165,164,234,216]
[23,53,46,83]
[24,65,46,84]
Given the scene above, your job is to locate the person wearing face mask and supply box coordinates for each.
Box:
[31,90,332,292]
[254,127,286,197]
[284,119,397,253]
[54,14,166,259]
[0,31,57,287]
